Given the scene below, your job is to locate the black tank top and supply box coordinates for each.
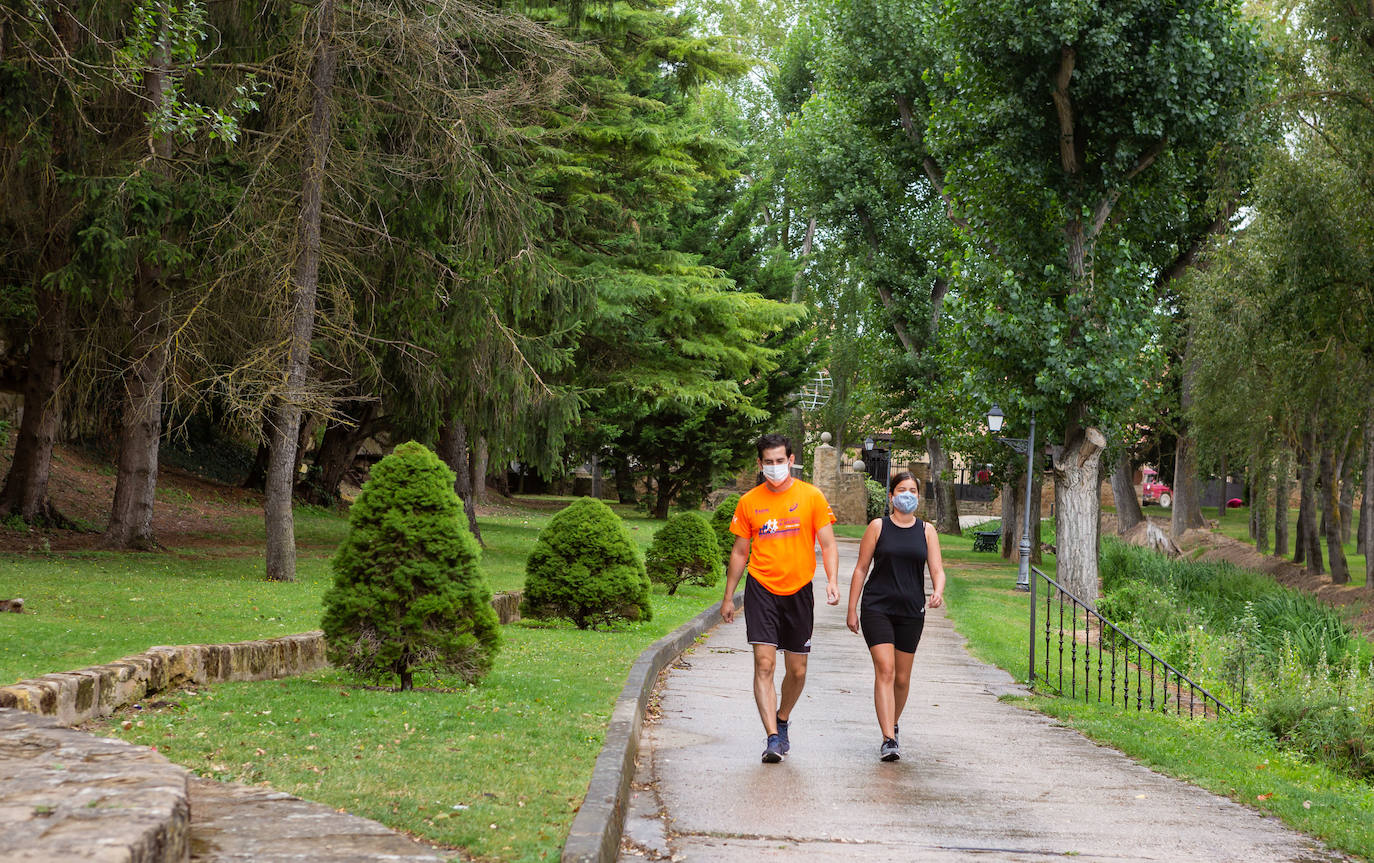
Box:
[860,516,928,617]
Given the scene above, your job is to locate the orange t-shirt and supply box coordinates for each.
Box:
[730,480,836,595]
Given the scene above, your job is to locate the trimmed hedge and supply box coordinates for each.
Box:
[710,493,741,568]
[647,511,722,595]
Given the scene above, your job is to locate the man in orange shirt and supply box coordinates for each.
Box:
[720,433,839,763]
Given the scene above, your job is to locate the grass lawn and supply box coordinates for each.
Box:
[940,535,1374,860]
[2,495,723,863]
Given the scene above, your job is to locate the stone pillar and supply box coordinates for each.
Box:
[813,439,869,524]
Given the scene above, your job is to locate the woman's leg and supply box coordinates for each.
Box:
[892,649,916,730]
[869,643,896,739]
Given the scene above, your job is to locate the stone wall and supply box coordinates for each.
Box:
[0,590,524,727]
[810,443,870,524]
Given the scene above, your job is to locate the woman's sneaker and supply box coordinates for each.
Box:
[880,737,900,762]
[776,715,790,754]
[762,733,785,763]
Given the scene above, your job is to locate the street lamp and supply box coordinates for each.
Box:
[987,404,1036,592]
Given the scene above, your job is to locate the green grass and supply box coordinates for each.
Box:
[101,585,720,863]
[941,542,1374,861]
[1210,504,1368,588]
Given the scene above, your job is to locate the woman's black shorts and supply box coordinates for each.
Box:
[744,576,815,654]
[860,605,925,653]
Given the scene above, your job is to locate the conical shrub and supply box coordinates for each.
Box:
[647,511,722,595]
[321,441,499,690]
[520,497,652,629]
[710,493,740,568]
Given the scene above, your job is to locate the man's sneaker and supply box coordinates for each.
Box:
[762,733,785,763]
[776,715,790,754]
[880,737,900,762]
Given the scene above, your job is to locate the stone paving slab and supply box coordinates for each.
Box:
[0,708,189,863]
[622,542,1349,863]
[188,778,447,862]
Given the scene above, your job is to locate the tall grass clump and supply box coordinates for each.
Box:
[1098,538,1374,782]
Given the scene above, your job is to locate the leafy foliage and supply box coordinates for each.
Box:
[646,511,722,594]
[321,442,500,690]
[710,493,740,568]
[521,497,653,628]
[864,477,885,522]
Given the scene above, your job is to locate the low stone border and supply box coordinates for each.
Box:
[560,591,742,863]
[0,590,524,727]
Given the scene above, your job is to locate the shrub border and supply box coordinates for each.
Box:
[560,589,742,863]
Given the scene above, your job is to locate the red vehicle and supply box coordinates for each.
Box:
[1140,466,1172,509]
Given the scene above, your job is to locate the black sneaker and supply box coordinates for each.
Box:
[776,715,790,754]
[893,724,899,746]
[762,733,785,763]
[880,737,900,762]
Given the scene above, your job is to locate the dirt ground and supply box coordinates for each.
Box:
[0,443,515,554]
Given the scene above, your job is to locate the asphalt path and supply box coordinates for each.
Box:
[620,539,1346,862]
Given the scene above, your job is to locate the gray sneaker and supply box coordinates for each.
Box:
[880,737,900,762]
[776,715,790,754]
[762,733,785,763]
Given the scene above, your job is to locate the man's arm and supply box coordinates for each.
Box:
[817,524,839,605]
[720,535,752,623]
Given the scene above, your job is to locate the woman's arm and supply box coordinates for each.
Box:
[925,521,946,608]
[846,519,882,632]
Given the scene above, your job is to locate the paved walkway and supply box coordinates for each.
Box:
[621,541,1345,862]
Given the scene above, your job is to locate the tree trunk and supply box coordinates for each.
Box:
[103,34,174,551]
[243,438,270,491]
[0,288,68,523]
[1363,413,1374,589]
[265,0,336,583]
[1252,459,1270,554]
[1110,450,1143,533]
[614,456,638,503]
[1274,449,1290,558]
[1171,331,1207,537]
[437,415,483,545]
[1030,464,1044,565]
[1052,417,1107,607]
[471,435,489,504]
[300,401,376,505]
[1295,431,1322,574]
[1000,480,1016,559]
[1320,433,1349,584]
[1338,443,1356,546]
[102,279,169,550]
[926,434,961,535]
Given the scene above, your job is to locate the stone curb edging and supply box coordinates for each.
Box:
[0,590,524,727]
[560,590,743,863]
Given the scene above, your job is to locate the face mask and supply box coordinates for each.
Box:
[761,463,791,483]
[892,491,919,513]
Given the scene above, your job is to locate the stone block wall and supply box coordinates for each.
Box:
[811,444,870,524]
[0,590,524,727]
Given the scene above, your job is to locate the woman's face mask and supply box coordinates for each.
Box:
[892,490,920,513]
[761,462,791,484]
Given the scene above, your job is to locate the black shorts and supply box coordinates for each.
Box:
[860,606,925,653]
[744,576,815,654]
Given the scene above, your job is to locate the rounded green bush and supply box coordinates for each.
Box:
[647,511,723,595]
[865,478,886,521]
[321,441,499,690]
[710,494,740,568]
[520,497,652,629]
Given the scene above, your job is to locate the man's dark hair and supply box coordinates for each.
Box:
[756,433,793,459]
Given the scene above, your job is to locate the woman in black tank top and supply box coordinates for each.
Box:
[845,472,947,761]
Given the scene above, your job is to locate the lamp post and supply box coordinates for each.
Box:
[988,404,1036,592]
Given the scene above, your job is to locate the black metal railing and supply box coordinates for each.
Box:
[1029,566,1234,719]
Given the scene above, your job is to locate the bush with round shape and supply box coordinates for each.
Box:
[711,493,741,568]
[521,497,652,629]
[865,478,886,521]
[647,511,722,595]
[321,441,499,690]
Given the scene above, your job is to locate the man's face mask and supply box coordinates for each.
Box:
[761,462,790,483]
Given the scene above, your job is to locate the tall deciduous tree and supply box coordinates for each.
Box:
[807,0,1265,603]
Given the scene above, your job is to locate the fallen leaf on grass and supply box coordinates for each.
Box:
[1257,793,1273,801]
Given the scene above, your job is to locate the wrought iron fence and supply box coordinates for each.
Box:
[1029,566,1235,719]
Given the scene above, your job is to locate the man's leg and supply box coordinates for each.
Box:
[777,650,808,722]
[752,643,779,734]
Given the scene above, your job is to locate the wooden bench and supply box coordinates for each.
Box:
[972,530,1001,552]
